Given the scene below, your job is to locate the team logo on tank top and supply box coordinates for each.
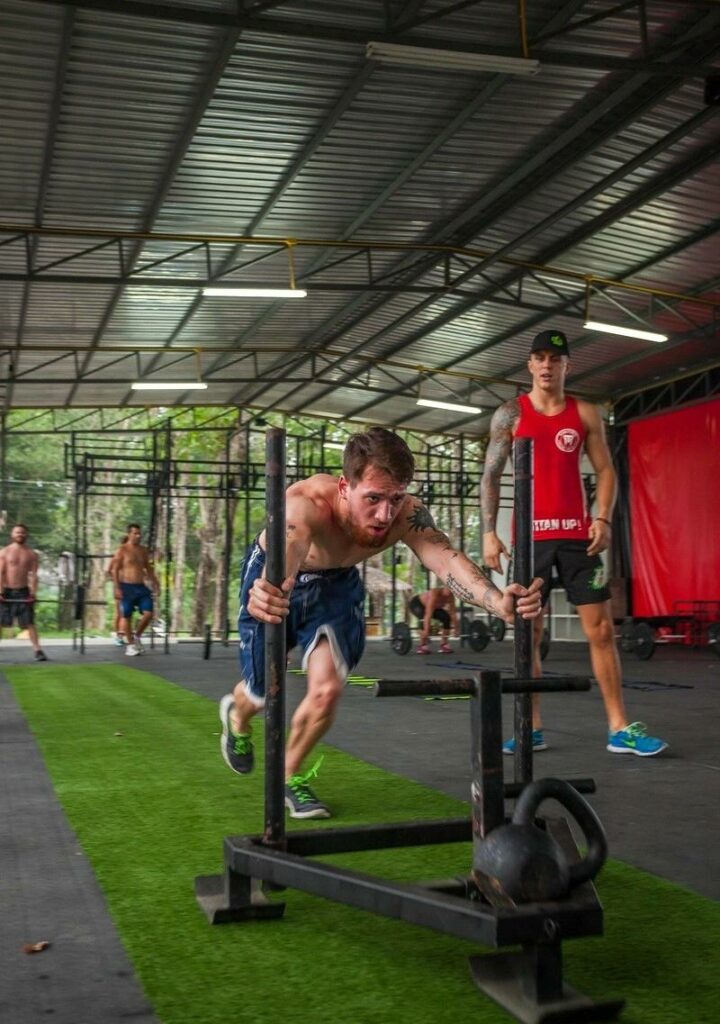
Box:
[555,428,580,453]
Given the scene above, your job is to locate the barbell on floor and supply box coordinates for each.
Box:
[390,618,491,655]
[390,618,550,658]
[621,618,720,660]
[620,620,656,660]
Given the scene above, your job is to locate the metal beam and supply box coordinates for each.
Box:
[235,8,720,411]
[65,26,242,405]
[286,134,720,423]
[32,0,720,76]
[389,238,720,433]
[6,7,75,413]
[133,60,380,402]
[192,72,510,395]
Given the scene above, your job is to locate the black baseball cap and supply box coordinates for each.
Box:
[530,329,569,356]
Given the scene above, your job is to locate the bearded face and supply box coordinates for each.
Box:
[339,467,408,549]
[341,510,389,549]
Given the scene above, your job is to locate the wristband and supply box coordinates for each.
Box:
[595,517,611,526]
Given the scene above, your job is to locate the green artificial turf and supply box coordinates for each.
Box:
[7,664,719,1024]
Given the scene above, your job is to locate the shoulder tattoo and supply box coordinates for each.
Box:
[497,397,520,428]
[406,504,437,532]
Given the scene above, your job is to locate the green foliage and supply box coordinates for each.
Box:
[3,407,486,635]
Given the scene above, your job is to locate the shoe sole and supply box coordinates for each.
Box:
[219,694,253,775]
[502,744,548,755]
[284,799,331,819]
[606,742,668,757]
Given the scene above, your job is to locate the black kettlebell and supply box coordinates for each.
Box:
[472,777,607,904]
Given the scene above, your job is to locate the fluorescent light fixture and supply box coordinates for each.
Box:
[203,287,307,298]
[366,41,540,76]
[416,398,482,415]
[584,320,668,343]
[323,442,346,451]
[131,382,209,391]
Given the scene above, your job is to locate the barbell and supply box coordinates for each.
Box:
[621,618,720,660]
[620,620,656,660]
[390,617,551,659]
[390,618,551,658]
[390,618,492,655]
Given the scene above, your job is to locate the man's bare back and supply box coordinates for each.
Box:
[418,587,454,611]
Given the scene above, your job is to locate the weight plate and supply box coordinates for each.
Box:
[539,627,550,661]
[391,621,412,656]
[620,620,636,653]
[633,622,656,660]
[489,616,506,642]
[707,622,720,659]
[468,619,490,653]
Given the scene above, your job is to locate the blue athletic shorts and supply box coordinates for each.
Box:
[237,541,366,705]
[119,582,154,618]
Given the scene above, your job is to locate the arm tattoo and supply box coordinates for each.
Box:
[446,574,474,603]
[406,502,456,552]
[480,400,519,532]
[468,563,500,615]
[406,504,437,532]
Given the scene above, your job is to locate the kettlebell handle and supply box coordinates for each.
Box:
[513,777,608,889]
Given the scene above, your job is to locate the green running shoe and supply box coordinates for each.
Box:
[285,759,330,819]
[219,694,254,774]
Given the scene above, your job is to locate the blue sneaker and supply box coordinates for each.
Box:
[502,730,548,755]
[219,694,254,774]
[607,722,668,757]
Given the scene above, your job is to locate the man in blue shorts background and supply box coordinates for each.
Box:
[112,524,159,657]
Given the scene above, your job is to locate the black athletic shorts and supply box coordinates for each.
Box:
[533,540,610,608]
[1,587,35,628]
[408,595,451,629]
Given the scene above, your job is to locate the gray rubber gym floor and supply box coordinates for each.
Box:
[1,634,718,1023]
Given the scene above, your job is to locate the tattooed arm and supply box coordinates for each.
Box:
[480,399,519,572]
[400,499,541,623]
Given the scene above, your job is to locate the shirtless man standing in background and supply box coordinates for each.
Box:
[0,523,47,661]
[112,523,159,657]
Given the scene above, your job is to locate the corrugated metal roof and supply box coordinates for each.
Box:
[0,0,718,431]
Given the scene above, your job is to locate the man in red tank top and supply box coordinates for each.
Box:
[481,329,667,757]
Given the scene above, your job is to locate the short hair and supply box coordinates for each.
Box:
[12,523,29,531]
[126,522,141,532]
[343,427,415,486]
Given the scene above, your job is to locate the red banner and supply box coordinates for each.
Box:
[628,398,720,617]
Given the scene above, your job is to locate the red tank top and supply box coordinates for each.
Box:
[514,393,590,541]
